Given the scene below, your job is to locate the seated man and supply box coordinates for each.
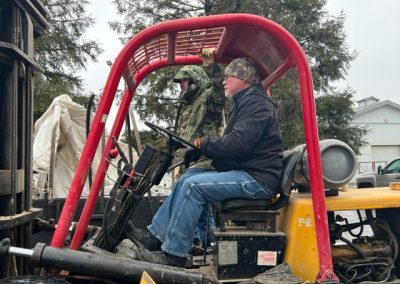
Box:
[133,57,283,267]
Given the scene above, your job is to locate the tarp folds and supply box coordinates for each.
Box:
[33,95,136,198]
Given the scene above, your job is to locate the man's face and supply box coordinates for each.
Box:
[178,78,190,92]
[223,76,250,99]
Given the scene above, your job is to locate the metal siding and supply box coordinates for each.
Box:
[352,103,400,163]
[354,105,400,123]
[371,146,400,161]
[368,124,400,144]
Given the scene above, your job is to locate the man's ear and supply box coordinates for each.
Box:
[242,80,252,89]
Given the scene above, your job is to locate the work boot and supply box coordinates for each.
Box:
[134,243,187,267]
[125,221,162,251]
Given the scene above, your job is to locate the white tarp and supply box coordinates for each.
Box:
[33,94,136,198]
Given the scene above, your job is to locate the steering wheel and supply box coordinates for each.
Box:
[144,121,196,149]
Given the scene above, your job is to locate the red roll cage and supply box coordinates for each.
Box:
[50,14,336,282]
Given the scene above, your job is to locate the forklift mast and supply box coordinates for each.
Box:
[50,14,336,282]
[0,0,49,276]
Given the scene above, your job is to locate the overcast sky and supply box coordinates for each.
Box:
[326,0,400,105]
[80,0,400,106]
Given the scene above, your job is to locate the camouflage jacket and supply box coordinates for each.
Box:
[176,63,226,170]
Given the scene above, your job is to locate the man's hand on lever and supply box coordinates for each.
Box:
[183,138,202,168]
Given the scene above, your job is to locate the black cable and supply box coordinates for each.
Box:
[337,258,393,283]
[335,213,368,238]
[333,213,397,283]
[348,260,392,283]
[335,270,351,284]
[375,218,398,262]
[348,210,364,238]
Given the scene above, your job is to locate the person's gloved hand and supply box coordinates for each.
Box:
[199,48,216,67]
[184,147,202,168]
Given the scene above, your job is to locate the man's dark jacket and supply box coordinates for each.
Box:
[200,84,283,193]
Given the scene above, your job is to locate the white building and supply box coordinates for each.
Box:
[352,96,400,172]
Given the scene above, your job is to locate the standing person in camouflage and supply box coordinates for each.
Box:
[132,57,283,267]
[172,48,226,248]
[173,48,225,169]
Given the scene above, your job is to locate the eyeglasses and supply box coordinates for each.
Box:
[224,75,243,81]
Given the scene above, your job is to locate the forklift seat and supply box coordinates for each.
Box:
[217,148,302,231]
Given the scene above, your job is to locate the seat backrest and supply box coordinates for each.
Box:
[268,148,302,210]
[281,148,303,196]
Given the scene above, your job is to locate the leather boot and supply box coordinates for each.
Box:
[134,243,187,267]
[125,221,162,251]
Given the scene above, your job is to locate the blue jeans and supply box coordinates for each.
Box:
[195,203,214,246]
[181,168,215,246]
[148,170,275,257]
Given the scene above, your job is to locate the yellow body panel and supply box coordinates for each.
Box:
[389,182,400,191]
[281,187,400,282]
[140,271,157,284]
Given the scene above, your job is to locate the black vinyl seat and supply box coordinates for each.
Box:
[217,148,303,231]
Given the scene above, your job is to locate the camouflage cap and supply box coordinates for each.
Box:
[173,65,208,83]
[224,58,260,84]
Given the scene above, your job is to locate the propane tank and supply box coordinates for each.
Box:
[293,139,357,190]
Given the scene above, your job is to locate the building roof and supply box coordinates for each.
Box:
[354,100,400,116]
[357,96,380,103]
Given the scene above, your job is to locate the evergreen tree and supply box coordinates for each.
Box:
[111,0,366,153]
[316,90,368,155]
[34,0,102,121]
